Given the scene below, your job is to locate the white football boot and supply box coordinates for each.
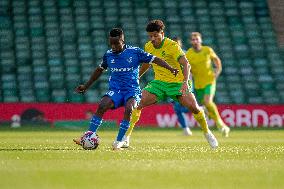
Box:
[204,131,218,149]
[183,127,193,136]
[221,126,230,137]
[121,135,130,148]
[112,141,125,150]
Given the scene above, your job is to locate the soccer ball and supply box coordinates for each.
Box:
[81,131,100,150]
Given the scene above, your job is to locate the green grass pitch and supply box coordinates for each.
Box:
[0,127,283,189]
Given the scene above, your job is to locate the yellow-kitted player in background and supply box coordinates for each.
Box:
[186,32,230,137]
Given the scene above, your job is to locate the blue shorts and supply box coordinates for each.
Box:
[104,90,141,109]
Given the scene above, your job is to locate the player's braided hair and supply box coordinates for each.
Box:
[109,28,124,38]
[146,20,165,32]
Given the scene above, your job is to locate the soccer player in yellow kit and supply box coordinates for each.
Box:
[122,20,218,149]
[186,32,230,137]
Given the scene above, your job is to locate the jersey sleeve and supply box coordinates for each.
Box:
[209,47,218,59]
[137,47,155,64]
[170,43,185,61]
[99,53,108,70]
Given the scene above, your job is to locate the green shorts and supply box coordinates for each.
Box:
[144,80,192,102]
[194,82,216,104]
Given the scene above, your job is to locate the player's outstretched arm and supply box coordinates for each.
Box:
[75,67,104,94]
[152,57,179,76]
[139,63,151,78]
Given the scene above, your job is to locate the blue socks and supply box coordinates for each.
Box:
[116,120,130,141]
[88,117,129,142]
[176,111,187,129]
[88,115,102,132]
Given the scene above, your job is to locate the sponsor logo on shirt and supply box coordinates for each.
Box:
[110,67,134,72]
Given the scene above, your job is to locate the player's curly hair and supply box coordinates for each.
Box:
[146,20,165,32]
[109,28,124,38]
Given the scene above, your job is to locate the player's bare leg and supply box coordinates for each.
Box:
[178,93,218,149]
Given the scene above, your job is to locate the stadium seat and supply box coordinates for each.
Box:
[1,0,284,104]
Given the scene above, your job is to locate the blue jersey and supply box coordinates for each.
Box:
[100,45,155,92]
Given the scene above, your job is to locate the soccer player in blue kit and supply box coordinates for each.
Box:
[74,28,178,150]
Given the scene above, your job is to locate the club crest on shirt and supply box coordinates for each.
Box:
[127,57,132,63]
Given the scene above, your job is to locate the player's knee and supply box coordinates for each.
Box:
[203,96,213,106]
[203,99,212,107]
[97,103,110,114]
[203,101,209,106]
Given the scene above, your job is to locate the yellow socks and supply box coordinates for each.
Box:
[193,109,209,133]
[205,102,226,129]
[126,106,220,136]
[125,109,142,137]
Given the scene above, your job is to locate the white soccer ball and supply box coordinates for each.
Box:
[81,131,100,150]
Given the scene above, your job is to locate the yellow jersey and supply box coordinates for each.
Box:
[185,46,217,89]
[145,37,185,83]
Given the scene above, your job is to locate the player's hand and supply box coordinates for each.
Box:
[170,68,179,77]
[180,82,190,96]
[75,85,87,94]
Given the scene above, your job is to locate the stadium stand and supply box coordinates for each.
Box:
[0,0,283,104]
